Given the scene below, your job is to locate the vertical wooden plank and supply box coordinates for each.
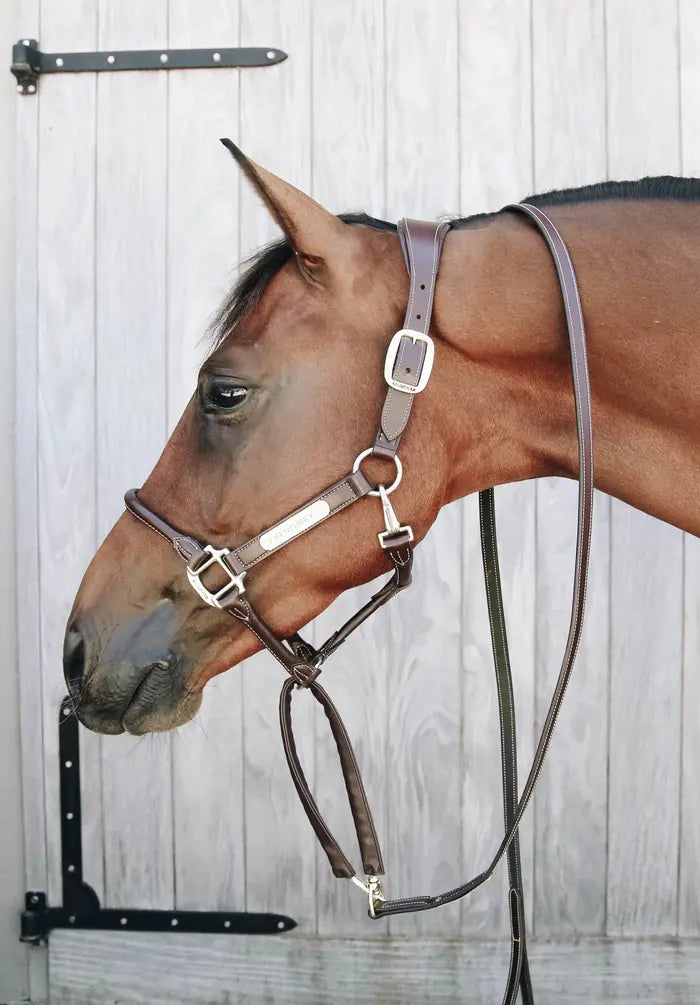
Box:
[458,0,535,938]
[167,0,247,911]
[167,0,241,426]
[239,0,317,930]
[37,0,101,912]
[95,0,172,909]
[15,0,44,903]
[311,0,389,936]
[384,0,462,936]
[310,0,385,218]
[4,5,30,1000]
[605,0,683,934]
[531,0,610,936]
[678,0,700,936]
[681,534,700,933]
[15,2,58,996]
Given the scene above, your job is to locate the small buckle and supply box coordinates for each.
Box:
[186,545,246,609]
[377,484,414,550]
[384,329,434,394]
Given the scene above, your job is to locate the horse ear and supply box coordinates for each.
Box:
[220,138,358,283]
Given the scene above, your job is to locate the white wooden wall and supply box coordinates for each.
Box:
[13,0,700,1000]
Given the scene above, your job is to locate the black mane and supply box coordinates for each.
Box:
[209,176,700,348]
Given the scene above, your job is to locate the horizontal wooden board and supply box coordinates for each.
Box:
[50,932,700,1004]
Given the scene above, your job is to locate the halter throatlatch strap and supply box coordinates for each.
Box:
[122,205,594,1005]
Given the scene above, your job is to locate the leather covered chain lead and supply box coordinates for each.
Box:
[123,205,593,1005]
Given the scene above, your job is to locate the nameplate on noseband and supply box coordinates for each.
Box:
[259,500,331,552]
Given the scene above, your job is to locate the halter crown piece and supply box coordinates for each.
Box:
[125,206,594,1005]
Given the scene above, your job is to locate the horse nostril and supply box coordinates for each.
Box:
[63,626,87,696]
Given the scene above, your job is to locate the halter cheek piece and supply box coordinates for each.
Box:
[125,206,593,1005]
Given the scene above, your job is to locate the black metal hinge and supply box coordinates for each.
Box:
[20,697,296,943]
[11,39,287,94]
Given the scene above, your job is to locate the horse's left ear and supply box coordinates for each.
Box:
[220,138,360,285]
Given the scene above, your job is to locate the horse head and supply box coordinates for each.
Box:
[64,142,454,734]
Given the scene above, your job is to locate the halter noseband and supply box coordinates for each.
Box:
[124,207,594,1005]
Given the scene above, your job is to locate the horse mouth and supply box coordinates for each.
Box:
[77,659,202,736]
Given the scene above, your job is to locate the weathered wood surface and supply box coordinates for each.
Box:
[14,12,50,1005]
[50,932,700,1004]
[531,0,610,937]
[237,0,317,932]
[605,0,684,937]
[166,0,247,916]
[679,0,700,939]
[35,0,101,916]
[383,0,462,938]
[13,3,700,999]
[14,0,43,913]
[310,0,390,938]
[458,0,536,939]
[95,0,175,913]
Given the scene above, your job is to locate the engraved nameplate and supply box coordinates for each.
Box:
[259,499,331,552]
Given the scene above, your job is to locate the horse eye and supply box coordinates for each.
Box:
[206,383,249,412]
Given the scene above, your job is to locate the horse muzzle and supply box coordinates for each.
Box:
[63,605,202,735]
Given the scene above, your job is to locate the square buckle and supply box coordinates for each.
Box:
[186,545,246,608]
[384,329,434,394]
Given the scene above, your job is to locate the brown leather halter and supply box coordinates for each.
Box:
[124,206,593,1005]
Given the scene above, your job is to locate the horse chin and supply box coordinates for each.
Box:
[122,685,203,736]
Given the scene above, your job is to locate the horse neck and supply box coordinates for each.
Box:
[431,201,700,536]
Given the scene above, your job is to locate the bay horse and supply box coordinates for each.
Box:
[62,144,699,999]
[64,149,699,735]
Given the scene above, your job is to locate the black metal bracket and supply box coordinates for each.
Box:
[11,39,287,94]
[20,697,296,943]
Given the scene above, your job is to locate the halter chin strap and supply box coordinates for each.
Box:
[124,207,593,1005]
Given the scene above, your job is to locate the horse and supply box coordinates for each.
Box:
[63,145,700,737]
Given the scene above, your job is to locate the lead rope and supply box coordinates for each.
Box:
[480,487,533,1005]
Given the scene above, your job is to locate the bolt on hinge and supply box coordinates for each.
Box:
[11,39,287,94]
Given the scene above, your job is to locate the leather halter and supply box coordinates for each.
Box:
[124,207,593,1005]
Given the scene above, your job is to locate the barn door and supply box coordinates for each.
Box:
[15,1,698,1003]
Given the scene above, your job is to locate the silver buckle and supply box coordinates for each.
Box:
[384,328,434,394]
[377,484,414,548]
[186,545,246,608]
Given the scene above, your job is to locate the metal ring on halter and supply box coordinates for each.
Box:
[352,449,402,497]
